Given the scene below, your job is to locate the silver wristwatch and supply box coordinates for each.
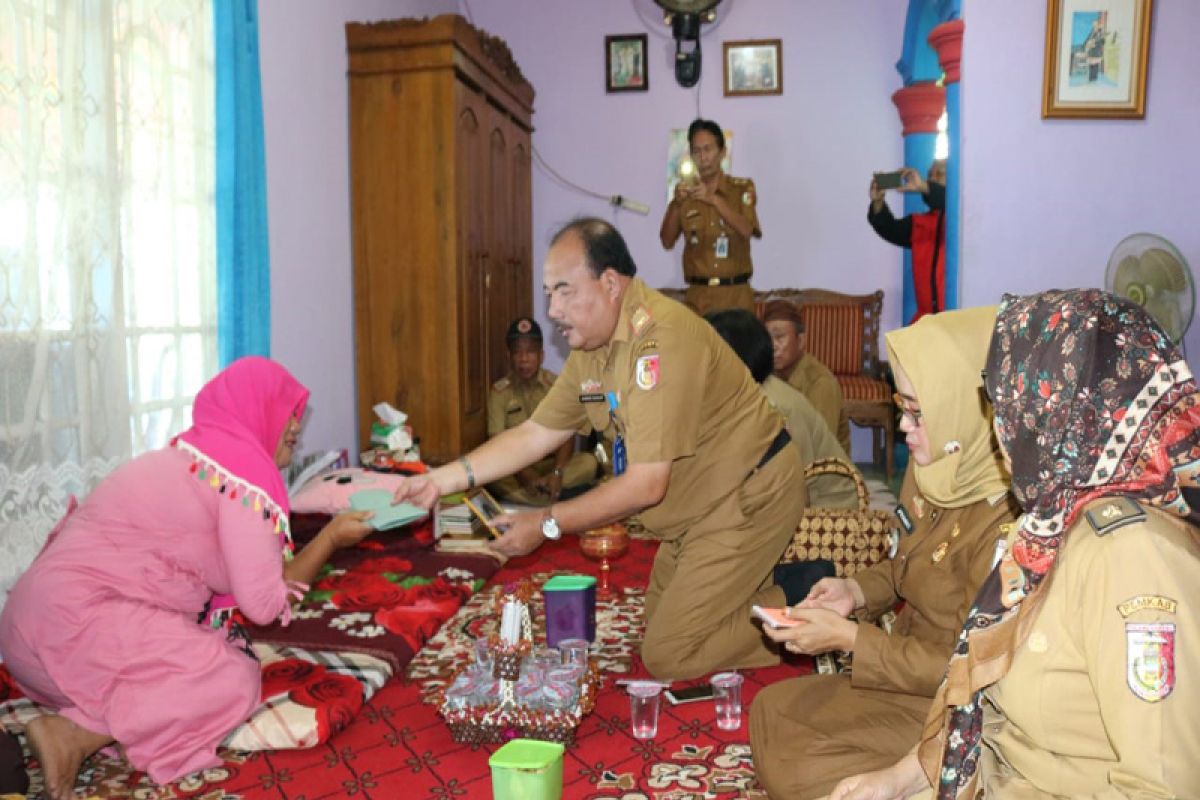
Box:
[541,507,561,540]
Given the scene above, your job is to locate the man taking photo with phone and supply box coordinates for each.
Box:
[867,161,946,323]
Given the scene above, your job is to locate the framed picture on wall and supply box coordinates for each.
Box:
[1042,0,1153,118]
[723,39,782,97]
[606,34,649,93]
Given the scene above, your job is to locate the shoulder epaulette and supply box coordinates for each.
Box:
[1083,496,1146,536]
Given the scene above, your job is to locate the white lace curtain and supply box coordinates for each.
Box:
[0,1,217,614]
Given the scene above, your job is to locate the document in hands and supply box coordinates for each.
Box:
[348,489,429,531]
[752,605,802,629]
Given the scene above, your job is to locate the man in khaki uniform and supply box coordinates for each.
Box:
[660,118,761,315]
[486,316,596,506]
[763,300,850,454]
[392,217,809,682]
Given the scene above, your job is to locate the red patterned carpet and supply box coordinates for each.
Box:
[2,534,813,799]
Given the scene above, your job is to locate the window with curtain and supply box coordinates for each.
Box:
[0,1,217,602]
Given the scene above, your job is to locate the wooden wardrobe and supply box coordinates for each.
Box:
[346,15,535,465]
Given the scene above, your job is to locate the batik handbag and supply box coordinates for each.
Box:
[781,458,895,577]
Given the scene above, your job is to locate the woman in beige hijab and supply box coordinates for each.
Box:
[749,307,1019,800]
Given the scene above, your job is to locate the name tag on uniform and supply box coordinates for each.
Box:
[895,503,914,534]
[714,233,729,259]
[579,393,606,403]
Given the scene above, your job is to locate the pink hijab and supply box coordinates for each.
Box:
[174,356,309,625]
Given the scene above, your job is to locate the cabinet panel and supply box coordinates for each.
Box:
[347,15,534,464]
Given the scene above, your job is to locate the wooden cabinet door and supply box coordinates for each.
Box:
[485,105,513,386]
[455,83,489,454]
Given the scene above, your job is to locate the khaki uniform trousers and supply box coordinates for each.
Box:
[488,451,597,507]
[683,283,755,316]
[641,442,804,681]
[752,674,932,799]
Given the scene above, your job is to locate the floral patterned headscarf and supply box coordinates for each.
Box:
[922,289,1200,799]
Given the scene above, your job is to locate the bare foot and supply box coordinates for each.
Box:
[25,714,112,800]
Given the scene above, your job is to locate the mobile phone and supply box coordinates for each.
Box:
[664,684,716,705]
[463,488,506,539]
[752,605,801,629]
[874,170,905,190]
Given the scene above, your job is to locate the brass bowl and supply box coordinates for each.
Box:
[579,523,629,560]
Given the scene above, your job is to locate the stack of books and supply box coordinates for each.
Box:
[435,497,493,554]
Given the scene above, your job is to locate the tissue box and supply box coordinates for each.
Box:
[543,575,596,646]
[489,739,564,800]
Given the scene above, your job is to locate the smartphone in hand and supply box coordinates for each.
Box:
[752,604,801,629]
[873,170,905,190]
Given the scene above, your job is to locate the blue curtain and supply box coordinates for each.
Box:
[215,0,271,366]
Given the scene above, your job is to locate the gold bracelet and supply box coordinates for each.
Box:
[458,456,475,490]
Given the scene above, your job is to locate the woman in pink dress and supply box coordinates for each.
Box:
[0,357,373,799]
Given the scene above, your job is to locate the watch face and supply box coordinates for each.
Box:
[653,0,721,14]
[542,516,561,539]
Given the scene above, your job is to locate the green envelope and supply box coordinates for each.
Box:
[348,489,429,531]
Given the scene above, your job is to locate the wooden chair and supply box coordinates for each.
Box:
[659,285,895,480]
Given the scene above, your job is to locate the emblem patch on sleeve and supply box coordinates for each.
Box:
[635,354,659,390]
[1126,622,1176,702]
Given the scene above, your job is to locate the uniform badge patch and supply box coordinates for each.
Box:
[630,306,653,336]
[1118,595,1178,618]
[635,355,659,390]
[581,379,602,393]
[1126,622,1176,702]
[894,503,914,534]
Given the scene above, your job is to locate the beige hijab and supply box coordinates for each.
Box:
[884,306,1009,508]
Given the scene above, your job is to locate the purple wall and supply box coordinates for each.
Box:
[260,0,454,453]
[262,0,909,457]
[466,1,909,375]
[959,0,1200,359]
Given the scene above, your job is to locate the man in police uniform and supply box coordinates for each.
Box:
[659,118,761,315]
[393,217,809,681]
[762,300,850,454]
[486,316,597,505]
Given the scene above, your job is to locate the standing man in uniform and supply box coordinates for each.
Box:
[763,300,850,454]
[393,217,811,682]
[659,118,761,315]
[487,316,597,506]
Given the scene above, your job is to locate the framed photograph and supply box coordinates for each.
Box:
[463,487,506,539]
[606,34,648,93]
[723,39,782,97]
[1042,0,1153,119]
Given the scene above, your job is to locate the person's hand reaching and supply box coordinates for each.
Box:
[321,510,374,549]
[800,577,861,617]
[391,475,441,510]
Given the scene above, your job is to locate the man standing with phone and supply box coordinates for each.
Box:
[867,161,946,323]
[659,118,761,315]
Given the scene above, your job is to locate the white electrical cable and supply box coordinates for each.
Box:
[532,146,650,216]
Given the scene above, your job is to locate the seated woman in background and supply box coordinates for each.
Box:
[831,290,1200,800]
[0,357,373,799]
[750,306,1021,799]
[706,308,858,509]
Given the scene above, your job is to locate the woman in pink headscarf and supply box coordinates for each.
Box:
[0,357,373,799]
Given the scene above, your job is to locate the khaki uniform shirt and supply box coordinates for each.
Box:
[487,368,556,438]
[784,352,851,455]
[852,468,1021,697]
[677,173,760,283]
[531,278,784,540]
[980,499,1200,798]
[761,375,858,510]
